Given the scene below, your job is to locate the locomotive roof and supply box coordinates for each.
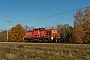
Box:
[26,28,57,33]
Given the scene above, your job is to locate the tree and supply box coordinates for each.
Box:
[56,24,62,38]
[56,24,73,43]
[0,30,7,42]
[65,25,73,43]
[0,30,11,42]
[72,9,84,43]
[11,24,25,42]
[56,23,62,42]
[83,7,90,43]
[45,26,55,30]
[24,25,31,32]
[71,7,90,43]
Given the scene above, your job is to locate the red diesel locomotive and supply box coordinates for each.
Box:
[24,28,57,42]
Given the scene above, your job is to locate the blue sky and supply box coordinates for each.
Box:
[0,0,90,30]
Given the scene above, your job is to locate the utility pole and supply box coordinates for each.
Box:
[6,21,11,42]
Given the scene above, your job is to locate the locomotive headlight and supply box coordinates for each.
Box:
[51,37,53,40]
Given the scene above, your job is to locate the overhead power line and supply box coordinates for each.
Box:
[1,0,30,11]
[0,0,41,16]
[11,6,88,23]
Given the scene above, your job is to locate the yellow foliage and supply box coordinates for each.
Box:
[11,24,25,42]
[72,7,90,43]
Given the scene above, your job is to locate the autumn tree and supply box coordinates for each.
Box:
[11,24,25,42]
[83,7,90,43]
[56,24,73,43]
[71,7,90,43]
[65,25,73,43]
[71,9,84,43]
[56,24,62,39]
[61,24,73,43]
[56,23,62,42]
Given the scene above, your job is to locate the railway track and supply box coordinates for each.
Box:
[0,42,90,46]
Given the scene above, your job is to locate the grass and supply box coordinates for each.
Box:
[0,43,90,60]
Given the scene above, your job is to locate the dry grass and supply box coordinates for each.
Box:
[0,43,90,60]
